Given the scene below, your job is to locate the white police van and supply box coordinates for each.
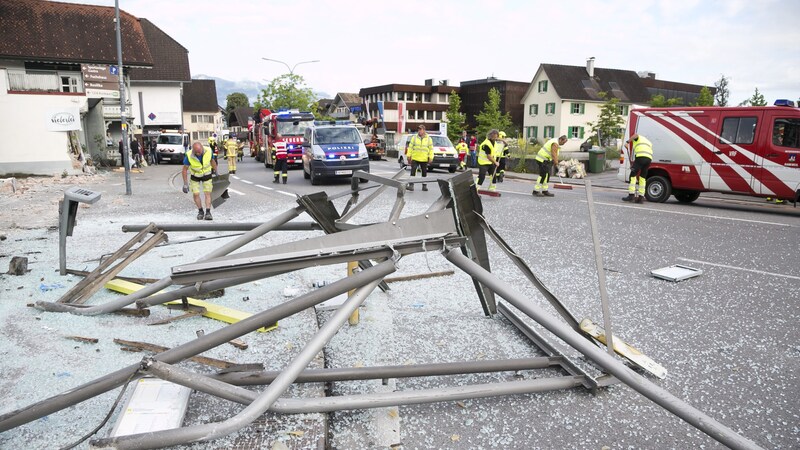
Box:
[302,121,370,185]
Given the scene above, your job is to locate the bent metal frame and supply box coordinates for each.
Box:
[0,171,762,450]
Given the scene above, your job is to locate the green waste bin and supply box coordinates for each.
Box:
[588,148,606,173]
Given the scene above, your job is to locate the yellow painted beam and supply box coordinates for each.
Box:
[104,278,277,333]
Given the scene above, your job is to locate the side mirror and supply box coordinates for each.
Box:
[302,142,311,148]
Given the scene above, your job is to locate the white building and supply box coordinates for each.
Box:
[359,79,459,134]
[520,59,651,151]
[182,79,222,143]
[0,1,153,175]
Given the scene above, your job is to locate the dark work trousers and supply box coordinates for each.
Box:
[477,163,496,185]
[410,160,429,187]
[492,158,506,183]
[629,156,652,180]
[274,159,288,180]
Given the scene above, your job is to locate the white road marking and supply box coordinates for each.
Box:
[240,179,253,185]
[231,175,240,180]
[585,200,797,228]
[276,191,296,198]
[227,188,245,196]
[677,258,800,281]
[255,184,273,190]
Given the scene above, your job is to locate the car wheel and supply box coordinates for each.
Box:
[674,190,700,203]
[448,166,457,173]
[645,175,672,203]
[310,170,320,185]
[303,168,310,179]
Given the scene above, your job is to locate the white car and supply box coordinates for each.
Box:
[397,133,459,173]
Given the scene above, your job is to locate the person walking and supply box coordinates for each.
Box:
[148,138,159,165]
[493,131,510,183]
[272,133,288,184]
[181,142,218,220]
[468,134,477,168]
[224,136,238,174]
[476,129,500,191]
[405,125,434,191]
[130,137,141,168]
[208,133,218,162]
[455,138,468,170]
[623,134,653,203]
[533,135,567,197]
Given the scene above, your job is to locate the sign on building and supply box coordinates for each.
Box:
[46,106,81,132]
[81,64,121,99]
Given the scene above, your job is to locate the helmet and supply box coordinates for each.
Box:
[499,131,507,139]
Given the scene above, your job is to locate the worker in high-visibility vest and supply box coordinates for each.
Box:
[224,136,239,174]
[181,142,218,220]
[476,129,500,190]
[272,133,289,184]
[533,135,567,197]
[623,134,653,203]
[455,138,468,170]
[405,125,434,191]
[208,133,218,161]
[493,130,510,183]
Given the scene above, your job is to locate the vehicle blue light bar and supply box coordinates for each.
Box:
[774,99,796,107]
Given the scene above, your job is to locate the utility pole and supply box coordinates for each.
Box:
[115,0,132,195]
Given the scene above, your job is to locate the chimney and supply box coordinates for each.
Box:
[586,57,595,77]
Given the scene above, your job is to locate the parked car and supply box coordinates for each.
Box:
[397,133,459,173]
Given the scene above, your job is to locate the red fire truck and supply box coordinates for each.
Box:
[619,101,800,204]
[257,109,315,169]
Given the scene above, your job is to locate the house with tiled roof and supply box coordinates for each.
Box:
[128,18,191,141]
[520,59,652,150]
[326,92,363,121]
[182,79,222,143]
[227,106,254,138]
[0,0,153,175]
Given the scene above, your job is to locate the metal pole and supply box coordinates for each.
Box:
[585,180,616,358]
[121,222,321,233]
[216,357,560,385]
[91,276,389,449]
[146,359,583,413]
[114,0,131,195]
[0,260,396,432]
[443,249,763,450]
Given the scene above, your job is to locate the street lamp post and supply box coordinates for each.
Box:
[261,58,319,75]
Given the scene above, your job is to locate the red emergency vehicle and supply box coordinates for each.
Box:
[619,102,800,204]
[258,109,315,169]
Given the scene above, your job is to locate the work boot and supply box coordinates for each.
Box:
[422,184,428,191]
[273,177,279,184]
[204,209,213,220]
[196,209,204,220]
[406,184,414,191]
[532,191,541,197]
[498,173,504,183]
[488,184,496,191]
[542,191,554,197]
[622,194,634,202]
[282,177,287,185]
[635,196,644,204]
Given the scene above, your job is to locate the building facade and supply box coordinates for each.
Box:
[182,79,222,143]
[326,92,362,122]
[359,79,460,134]
[459,77,530,133]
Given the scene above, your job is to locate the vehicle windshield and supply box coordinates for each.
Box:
[315,127,361,145]
[431,135,453,147]
[277,119,313,136]
[158,135,183,145]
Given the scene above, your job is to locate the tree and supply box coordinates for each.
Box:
[714,75,730,106]
[225,92,250,116]
[474,88,513,139]
[695,86,714,106]
[257,74,317,112]
[444,90,466,143]
[748,87,768,106]
[650,94,683,107]
[587,92,625,146]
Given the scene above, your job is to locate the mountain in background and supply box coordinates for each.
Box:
[194,74,331,108]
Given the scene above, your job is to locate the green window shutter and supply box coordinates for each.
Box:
[580,103,585,114]
[567,126,573,137]
[544,80,548,92]
[579,127,585,138]
[533,127,537,138]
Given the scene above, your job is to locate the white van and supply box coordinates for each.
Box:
[156,130,189,164]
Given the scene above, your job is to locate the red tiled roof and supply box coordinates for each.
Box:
[0,0,152,67]
[128,19,190,82]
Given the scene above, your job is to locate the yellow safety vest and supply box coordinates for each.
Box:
[407,134,433,162]
[185,149,212,177]
[536,138,558,162]
[455,142,468,154]
[224,140,238,157]
[632,135,653,160]
[477,138,495,165]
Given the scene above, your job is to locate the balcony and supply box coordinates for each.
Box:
[7,71,83,94]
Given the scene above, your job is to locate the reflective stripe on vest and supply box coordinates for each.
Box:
[408,135,433,162]
[633,136,653,159]
[224,140,238,157]
[186,149,212,176]
[536,138,557,162]
[477,139,495,165]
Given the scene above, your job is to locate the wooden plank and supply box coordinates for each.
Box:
[112,338,235,369]
[65,268,159,285]
[384,270,454,284]
[65,335,98,344]
[104,279,278,333]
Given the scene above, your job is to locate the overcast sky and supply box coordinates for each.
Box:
[67,0,799,104]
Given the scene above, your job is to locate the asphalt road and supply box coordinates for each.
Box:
[2,154,796,449]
